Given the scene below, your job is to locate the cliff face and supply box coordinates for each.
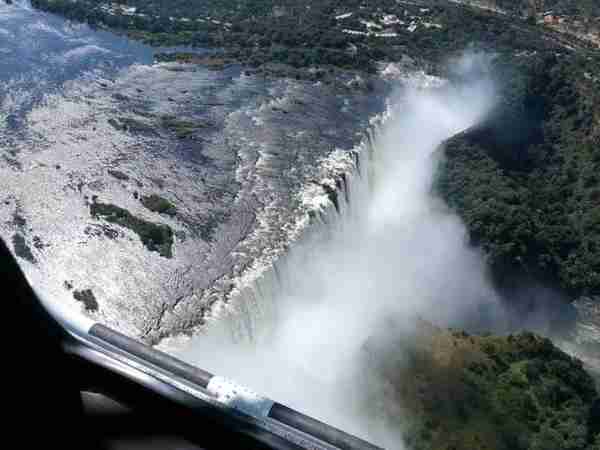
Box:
[438,52,600,297]
[362,321,600,450]
[436,51,600,374]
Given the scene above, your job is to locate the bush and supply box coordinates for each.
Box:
[91,202,174,258]
[140,194,177,217]
[73,289,99,312]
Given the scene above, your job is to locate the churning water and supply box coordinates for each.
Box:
[175,66,499,447]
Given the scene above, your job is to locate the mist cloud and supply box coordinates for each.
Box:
[175,53,499,448]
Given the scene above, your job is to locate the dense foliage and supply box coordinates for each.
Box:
[90,201,174,258]
[140,194,177,217]
[31,0,579,72]
[73,288,99,311]
[365,322,600,450]
[437,52,600,295]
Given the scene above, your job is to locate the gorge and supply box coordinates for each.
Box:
[1,1,599,449]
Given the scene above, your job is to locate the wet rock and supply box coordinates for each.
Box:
[160,115,213,139]
[190,210,229,243]
[2,155,22,170]
[112,93,129,102]
[107,118,121,130]
[12,211,26,229]
[12,233,35,264]
[84,224,120,240]
[320,182,339,212]
[108,169,130,181]
[574,297,600,345]
[32,236,47,250]
[400,54,416,68]
[148,177,165,189]
[108,117,155,134]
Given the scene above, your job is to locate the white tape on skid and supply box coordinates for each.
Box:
[207,376,275,419]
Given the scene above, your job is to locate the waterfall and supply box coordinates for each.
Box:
[174,68,499,448]
[221,117,384,346]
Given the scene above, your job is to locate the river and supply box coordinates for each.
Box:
[0,0,387,342]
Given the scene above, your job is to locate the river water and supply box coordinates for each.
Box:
[0,0,153,130]
[2,2,598,447]
[167,65,503,447]
[0,0,387,342]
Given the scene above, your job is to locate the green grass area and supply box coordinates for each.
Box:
[91,202,174,258]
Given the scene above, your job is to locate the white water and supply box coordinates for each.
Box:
[175,65,498,448]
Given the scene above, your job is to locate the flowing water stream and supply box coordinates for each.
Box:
[172,70,500,448]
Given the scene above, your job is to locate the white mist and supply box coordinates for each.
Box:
[176,59,498,448]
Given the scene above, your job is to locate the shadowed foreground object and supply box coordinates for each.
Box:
[2,237,86,445]
[1,237,383,449]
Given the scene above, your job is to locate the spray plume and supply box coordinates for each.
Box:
[176,53,498,448]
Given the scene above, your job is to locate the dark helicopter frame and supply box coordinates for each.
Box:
[2,237,382,450]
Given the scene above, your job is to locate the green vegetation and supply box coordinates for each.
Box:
[369,322,600,450]
[18,3,600,449]
[90,201,174,258]
[31,0,581,73]
[437,52,600,295]
[73,288,99,312]
[140,194,177,217]
[160,115,212,139]
[108,116,155,134]
[155,53,228,70]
